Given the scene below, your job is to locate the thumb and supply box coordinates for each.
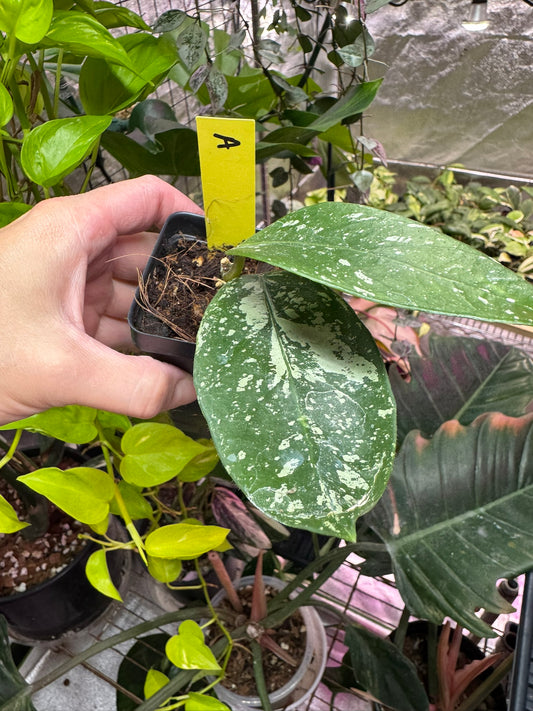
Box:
[63,337,197,419]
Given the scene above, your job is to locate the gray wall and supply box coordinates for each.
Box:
[365,0,533,179]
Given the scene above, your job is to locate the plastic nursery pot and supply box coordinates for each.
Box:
[128,211,209,438]
[128,211,205,374]
[0,518,127,642]
[210,575,327,711]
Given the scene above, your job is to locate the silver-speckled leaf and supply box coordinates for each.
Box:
[194,272,396,540]
[229,203,533,326]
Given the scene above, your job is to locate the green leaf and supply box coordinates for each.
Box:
[390,335,533,442]
[185,692,230,710]
[0,202,31,228]
[120,422,208,487]
[21,115,111,187]
[79,33,177,115]
[178,23,207,69]
[0,405,97,442]
[0,84,13,128]
[153,9,189,33]
[110,481,152,521]
[337,31,375,68]
[343,625,429,711]
[18,466,114,525]
[41,11,137,69]
[178,440,219,482]
[93,2,150,30]
[117,633,170,711]
[256,141,317,162]
[307,80,382,132]
[86,549,122,601]
[205,65,228,112]
[146,554,182,583]
[145,522,229,559]
[144,669,169,699]
[229,202,533,327]
[0,495,29,534]
[0,0,53,44]
[367,413,533,637]
[195,272,396,540]
[0,617,37,710]
[166,623,221,671]
[101,126,200,177]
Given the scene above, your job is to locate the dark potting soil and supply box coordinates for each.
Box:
[137,237,268,342]
[0,480,89,596]
[207,584,306,697]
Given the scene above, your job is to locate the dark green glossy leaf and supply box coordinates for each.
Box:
[79,33,177,115]
[367,413,533,636]
[117,633,170,711]
[93,2,150,30]
[0,0,52,44]
[307,80,382,131]
[343,625,429,711]
[256,141,317,162]
[390,335,533,442]
[101,126,200,177]
[21,115,111,187]
[0,405,97,442]
[129,99,177,137]
[0,617,37,710]
[195,272,396,540]
[41,11,137,70]
[0,202,31,228]
[230,203,533,326]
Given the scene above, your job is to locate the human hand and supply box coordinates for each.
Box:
[0,175,201,425]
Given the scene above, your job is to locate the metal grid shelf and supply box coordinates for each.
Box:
[18,550,521,711]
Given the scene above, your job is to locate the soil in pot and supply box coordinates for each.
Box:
[207,582,306,697]
[137,237,269,343]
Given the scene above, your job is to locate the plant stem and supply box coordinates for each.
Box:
[79,139,101,194]
[53,49,64,118]
[0,429,21,470]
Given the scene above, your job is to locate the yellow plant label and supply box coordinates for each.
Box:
[196,116,256,249]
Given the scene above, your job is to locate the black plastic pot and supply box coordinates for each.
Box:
[0,520,127,641]
[128,211,205,374]
[128,211,209,438]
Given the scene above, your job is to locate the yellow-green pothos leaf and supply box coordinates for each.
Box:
[166,622,221,671]
[0,495,29,533]
[146,555,182,583]
[0,0,53,44]
[144,669,170,700]
[18,467,114,525]
[110,480,153,521]
[0,84,13,128]
[194,272,396,540]
[86,549,122,601]
[120,422,209,487]
[21,115,111,188]
[229,202,533,327]
[185,693,230,711]
[0,405,98,443]
[367,413,533,638]
[145,522,229,560]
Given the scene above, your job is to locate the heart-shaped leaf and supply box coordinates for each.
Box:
[0,495,29,534]
[18,467,114,525]
[229,203,533,327]
[120,422,208,487]
[145,522,229,560]
[367,413,533,636]
[166,622,221,671]
[21,115,112,187]
[195,272,396,540]
[146,555,183,583]
[144,669,170,699]
[185,692,230,710]
[0,0,52,44]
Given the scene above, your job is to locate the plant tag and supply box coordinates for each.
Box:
[196,116,255,249]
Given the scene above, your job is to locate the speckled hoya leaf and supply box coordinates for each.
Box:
[229,203,533,327]
[194,272,396,541]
